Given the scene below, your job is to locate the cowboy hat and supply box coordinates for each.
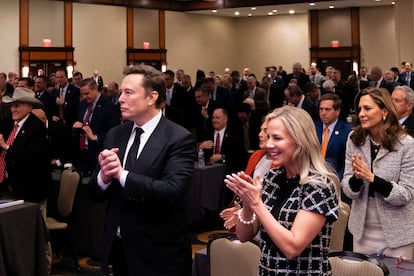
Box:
[2,87,43,108]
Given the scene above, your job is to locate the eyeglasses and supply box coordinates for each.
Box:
[395,257,414,271]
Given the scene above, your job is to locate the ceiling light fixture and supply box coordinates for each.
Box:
[309,2,315,6]
[289,10,295,14]
[212,9,217,13]
[272,9,277,12]
[234,11,240,16]
[251,7,256,10]
[248,13,252,17]
[329,5,334,8]
[268,12,273,15]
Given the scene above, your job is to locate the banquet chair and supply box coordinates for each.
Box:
[329,256,384,276]
[46,166,80,267]
[330,201,351,251]
[208,238,261,276]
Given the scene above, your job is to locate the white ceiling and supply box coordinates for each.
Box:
[188,0,396,17]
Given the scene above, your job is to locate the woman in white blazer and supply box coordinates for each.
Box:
[342,87,414,258]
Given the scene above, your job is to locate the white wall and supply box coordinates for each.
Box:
[0,0,20,74]
[73,3,126,85]
[360,6,397,71]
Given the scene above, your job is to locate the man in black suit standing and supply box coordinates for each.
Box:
[52,68,80,127]
[392,85,414,137]
[194,87,219,142]
[89,64,195,276]
[73,78,120,176]
[0,88,52,209]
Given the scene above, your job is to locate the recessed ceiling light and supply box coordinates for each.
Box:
[329,5,334,9]
[212,10,217,13]
[268,12,273,16]
[234,11,240,16]
[272,9,277,12]
[309,2,315,6]
[251,7,256,10]
[289,10,295,14]
[248,13,252,17]
[375,0,381,2]
[391,1,395,4]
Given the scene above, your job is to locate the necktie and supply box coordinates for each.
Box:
[0,124,19,183]
[214,132,221,154]
[59,88,65,121]
[125,128,144,170]
[79,104,93,150]
[166,89,171,106]
[321,127,329,158]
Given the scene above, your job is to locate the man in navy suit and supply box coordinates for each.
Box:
[399,62,414,89]
[73,78,120,176]
[315,93,352,180]
[89,64,195,276]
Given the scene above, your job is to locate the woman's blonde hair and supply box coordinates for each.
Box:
[266,106,339,192]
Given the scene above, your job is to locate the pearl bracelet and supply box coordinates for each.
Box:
[237,209,256,225]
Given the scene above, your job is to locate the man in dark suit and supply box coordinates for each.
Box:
[398,62,414,89]
[0,88,52,206]
[202,77,234,115]
[194,87,220,142]
[283,62,310,90]
[315,93,352,180]
[163,70,194,131]
[73,78,120,176]
[34,75,55,119]
[392,85,414,137]
[370,66,394,94]
[199,107,247,174]
[284,85,319,121]
[52,68,80,127]
[243,76,268,116]
[89,64,195,276]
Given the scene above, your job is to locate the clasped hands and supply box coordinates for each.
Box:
[352,153,375,183]
[99,148,122,184]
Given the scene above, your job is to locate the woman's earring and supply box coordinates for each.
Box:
[383,115,386,121]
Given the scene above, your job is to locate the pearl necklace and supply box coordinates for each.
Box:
[370,136,381,147]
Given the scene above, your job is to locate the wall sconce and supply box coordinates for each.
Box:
[67,65,74,79]
[161,64,167,73]
[22,65,29,78]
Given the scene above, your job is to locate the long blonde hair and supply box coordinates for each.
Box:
[266,106,340,192]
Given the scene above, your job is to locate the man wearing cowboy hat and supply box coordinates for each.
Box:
[0,87,52,209]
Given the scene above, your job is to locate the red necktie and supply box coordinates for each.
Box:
[80,104,93,150]
[0,124,19,183]
[214,132,221,154]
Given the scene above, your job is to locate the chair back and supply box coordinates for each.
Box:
[329,256,384,276]
[330,201,350,251]
[56,168,80,217]
[209,238,260,276]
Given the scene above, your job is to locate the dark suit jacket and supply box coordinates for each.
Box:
[369,79,394,94]
[37,90,55,119]
[213,85,234,114]
[399,71,414,89]
[315,119,352,179]
[46,119,76,168]
[76,95,120,173]
[301,96,319,121]
[89,116,195,276]
[204,126,248,174]
[284,72,310,89]
[402,115,414,137]
[1,113,52,202]
[52,83,81,127]
[165,84,194,131]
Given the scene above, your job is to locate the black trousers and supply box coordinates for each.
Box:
[109,236,129,276]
